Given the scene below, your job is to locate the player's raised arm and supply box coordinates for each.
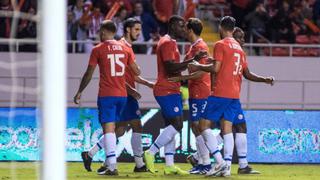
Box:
[168,71,206,82]
[188,59,221,74]
[243,68,274,85]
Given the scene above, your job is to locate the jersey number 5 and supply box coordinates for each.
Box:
[108,54,125,77]
[233,53,242,75]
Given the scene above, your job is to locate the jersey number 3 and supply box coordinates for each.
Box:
[233,53,242,75]
[108,54,125,77]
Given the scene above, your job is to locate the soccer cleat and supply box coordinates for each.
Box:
[186,154,198,167]
[81,151,92,172]
[221,165,231,177]
[144,150,156,173]
[133,165,148,172]
[238,166,261,174]
[200,164,212,175]
[189,165,203,174]
[102,168,119,176]
[97,165,107,175]
[205,161,227,177]
[164,166,189,175]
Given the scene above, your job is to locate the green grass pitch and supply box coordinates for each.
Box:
[0,162,319,180]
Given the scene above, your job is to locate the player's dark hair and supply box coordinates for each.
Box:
[123,18,142,34]
[168,15,184,30]
[233,27,244,39]
[186,18,203,36]
[100,20,116,33]
[220,16,236,31]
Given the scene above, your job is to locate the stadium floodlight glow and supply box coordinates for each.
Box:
[40,0,66,180]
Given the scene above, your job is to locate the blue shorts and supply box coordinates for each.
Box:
[202,96,242,123]
[189,98,208,122]
[155,94,183,120]
[120,95,141,121]
[97,96,127,123]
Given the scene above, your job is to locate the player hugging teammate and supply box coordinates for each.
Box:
[74,15,274,177]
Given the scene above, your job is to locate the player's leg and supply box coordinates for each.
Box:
[200,96,228,176]
[129,119,147,172]
[220,118,234,177]
[234,117,260,174]
[188,99,211,174]
[144,94,184,174]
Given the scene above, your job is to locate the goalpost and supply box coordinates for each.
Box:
[40,0,66,180]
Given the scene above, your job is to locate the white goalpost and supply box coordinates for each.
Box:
[40,0,67,180]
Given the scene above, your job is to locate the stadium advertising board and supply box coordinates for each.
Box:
[0,108,319,163]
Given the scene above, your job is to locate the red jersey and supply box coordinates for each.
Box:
[88,40,135,97]
[154,35,181,96]
[119,38,136,88]
[185,38,211,99]
[212,37,248,99]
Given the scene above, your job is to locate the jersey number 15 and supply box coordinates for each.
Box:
[108,54,125,77]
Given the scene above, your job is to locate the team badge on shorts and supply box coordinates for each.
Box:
[238,114,244,120]
[174,107,180,112]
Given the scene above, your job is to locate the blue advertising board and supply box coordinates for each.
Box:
[0,108,319,163]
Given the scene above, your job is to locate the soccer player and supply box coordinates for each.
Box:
[143,15,207,175]
[232,27,272,174]
[80,18,154,174]
[167,18,211,174]
[189,16,274,177]
[74,20,141,176]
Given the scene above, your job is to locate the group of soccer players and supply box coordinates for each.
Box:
[74,14,274,177]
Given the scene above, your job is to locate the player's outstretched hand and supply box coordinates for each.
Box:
[168,76,181,82]
[193,50,207,62]
[265,76,275,86]
[147,81,155,89]
[74,92,81,104]
[188,61,200,72]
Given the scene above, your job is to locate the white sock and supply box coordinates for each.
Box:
[192,151,199,161]
[131,132,145,168]
[223,133,234,167]
[149,125,178,155]
[104,133,117,171]
[201,129,224,164]
[236,133,248,169]
[88,135,104,158]
[196,135,210,165]
[216,134,224,145]
[164,138,176,166]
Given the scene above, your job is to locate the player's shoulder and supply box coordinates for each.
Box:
[195,39,209,51]
[159,35,176,46]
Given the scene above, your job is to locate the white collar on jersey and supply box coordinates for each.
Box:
[104,39,116,43]
[191,38,203,48]
[165,34,177,42]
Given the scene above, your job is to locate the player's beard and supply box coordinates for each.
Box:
[130,33,138,42]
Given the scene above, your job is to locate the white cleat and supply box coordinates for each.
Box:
[205,161,227,177]
[221,165,231,177]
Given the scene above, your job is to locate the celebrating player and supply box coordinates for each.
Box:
[168,17,211,174]
[80,18,154,174]
[74,20,140,176]
[143,15,207,175]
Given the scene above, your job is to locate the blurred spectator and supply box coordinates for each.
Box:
[131,1,158,54]
[229,0,252,27]
[67,9,78,52]
[290,4,307,34]
[18,6,37,52]
[270,1,295,43]
[113,7,128,39]
[102,0,132,15]
[244,2,270,42]
[0,0,12,51]
[153,0,179,35]
[314,0,320,27]
[85,5,104,52]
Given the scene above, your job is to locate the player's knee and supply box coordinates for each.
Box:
[130,120,142,133]
[171,120,183,131]
[191,123,201,136]
[115,127,126,137]
[235,123,247,133]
